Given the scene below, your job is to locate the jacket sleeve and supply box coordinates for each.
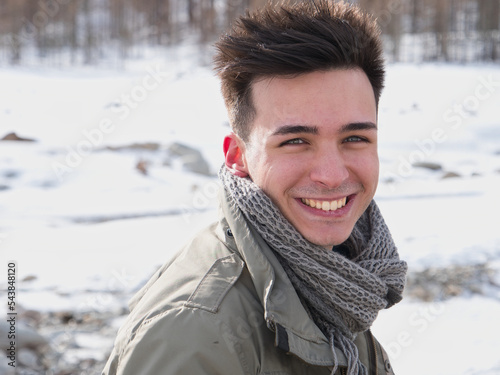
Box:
[102,305,251,375]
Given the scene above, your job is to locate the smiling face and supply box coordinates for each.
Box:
[224,69,379,248]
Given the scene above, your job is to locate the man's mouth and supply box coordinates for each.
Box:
[300,197,348,212]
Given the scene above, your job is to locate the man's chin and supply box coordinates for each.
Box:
[284,207,358,248]
[302,231,352,250]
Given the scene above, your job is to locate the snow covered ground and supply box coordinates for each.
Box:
[1,54,500,374]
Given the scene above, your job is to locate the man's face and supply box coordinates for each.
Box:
[226,69,379,248]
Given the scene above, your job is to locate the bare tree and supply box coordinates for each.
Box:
[478,0,500,60]
[1,0,25,64]
[82,0,95,64]
[200,0,217,42]
[434,0,451,61]
[357,0,404,61]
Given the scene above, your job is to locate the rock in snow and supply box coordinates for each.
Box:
[166,142,212,176]
[0,132,36,142]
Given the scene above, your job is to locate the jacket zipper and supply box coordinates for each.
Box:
[366,330,378,375]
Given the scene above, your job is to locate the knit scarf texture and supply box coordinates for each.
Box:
[219,166,407,375]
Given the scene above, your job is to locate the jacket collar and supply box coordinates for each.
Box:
[218,190,347,367]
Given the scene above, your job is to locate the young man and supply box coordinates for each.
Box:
[103,1,407,374]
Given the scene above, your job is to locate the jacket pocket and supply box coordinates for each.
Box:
[185,253,245,313]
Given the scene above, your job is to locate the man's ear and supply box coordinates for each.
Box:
[223,133,249,178]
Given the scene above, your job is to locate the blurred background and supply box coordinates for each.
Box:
[0,1,499,374]
[0,0,499,65]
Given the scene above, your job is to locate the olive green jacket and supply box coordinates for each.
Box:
[102,193,396,375]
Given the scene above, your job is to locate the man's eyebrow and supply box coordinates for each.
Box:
[271,125,319,136]
[339,122,377,133]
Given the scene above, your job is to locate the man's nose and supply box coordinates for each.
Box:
[309,147,349,188]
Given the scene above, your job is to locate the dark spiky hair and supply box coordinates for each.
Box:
[214,0,385,141]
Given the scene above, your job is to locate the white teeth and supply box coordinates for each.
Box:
[331,200,338,211]
[301,197,348,211]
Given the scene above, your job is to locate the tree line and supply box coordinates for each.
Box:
[0,0,498,66]
[358,0,499,62]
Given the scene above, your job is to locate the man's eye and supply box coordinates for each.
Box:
[281,138,305,146]
[343,136,367,143]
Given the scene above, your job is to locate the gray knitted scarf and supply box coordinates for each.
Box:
[219,166,407,375]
